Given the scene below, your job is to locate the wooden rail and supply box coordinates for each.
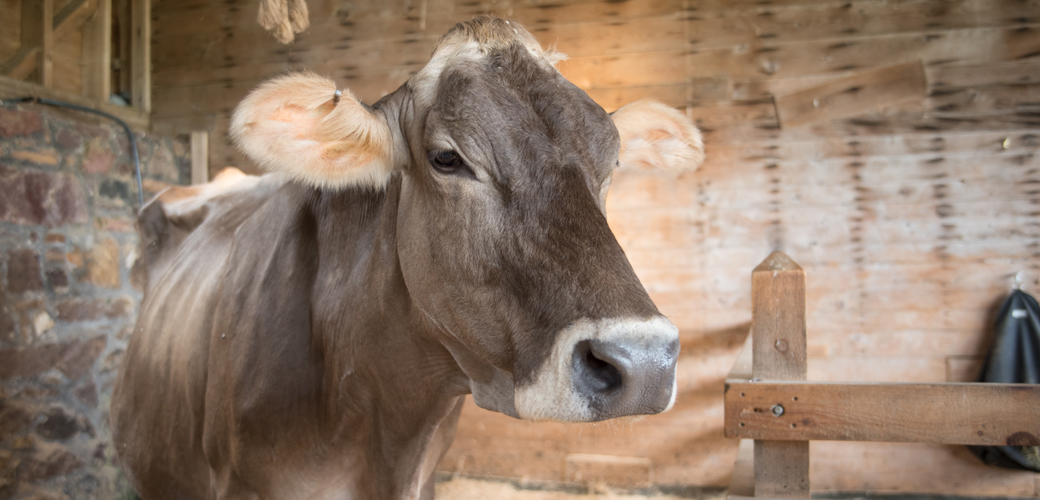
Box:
[726,252,1040,499]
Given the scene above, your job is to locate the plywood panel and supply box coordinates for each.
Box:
[686,0,1040,51]
[686,25,1040,81]
[775,61,927,128]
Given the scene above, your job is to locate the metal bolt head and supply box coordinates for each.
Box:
[771,404,785,417]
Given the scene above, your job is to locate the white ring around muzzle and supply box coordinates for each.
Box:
[513,316,679,422]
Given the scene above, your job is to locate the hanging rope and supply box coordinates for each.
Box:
[258,0,310,44]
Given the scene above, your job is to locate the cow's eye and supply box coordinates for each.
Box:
[428,150,466,173]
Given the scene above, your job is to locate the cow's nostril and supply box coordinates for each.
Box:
[568,331,678,420]
[584,346,622,393]
[574,340,623,395]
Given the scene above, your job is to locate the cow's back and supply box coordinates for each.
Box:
[111,170,290,498]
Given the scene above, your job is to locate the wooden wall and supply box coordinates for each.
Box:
[151,0,1040,496]
[1,0,86,96]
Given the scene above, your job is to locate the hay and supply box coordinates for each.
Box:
[435,476,725,500]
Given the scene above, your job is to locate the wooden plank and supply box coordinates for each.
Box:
[725,380,1040,446]
[584,84,688,112]
[776,61,928,128]
[1,0,52,84]
[151,0,684,41]
[811,441,1040,496]
[50,35,82,95]
[1,46,41,79]
[82,0,111,102]
[559,50,688,89]
[751,252,807,381]
[191,130,209,185]
[131,0,150,112]
[116,0,130,96]
[754,441,810,498]
[929,60,1040,90]
[927,84,1040,115]
[53,0,97,42]
[728,331,753,381]
[701,107,1040,145]
[946,356,984,383]
[0,74,149,130]
[728,439,755,498]
[750,251,809,498]
[529,16,686,59]
[686,0,1040,52]
[40,0,54,87]
[686,26,1040,82]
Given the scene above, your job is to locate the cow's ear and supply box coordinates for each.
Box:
[611,100,704,175]
[230,72,394,189]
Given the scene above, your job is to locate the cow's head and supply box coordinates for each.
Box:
[230,17,703,422]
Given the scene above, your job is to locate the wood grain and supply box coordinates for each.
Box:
[191,130,209,185]
[725,380,1040,446]
[775,61,927,128]
[131,0,150,112]
[81,0,111,101]
[0,74,148,130]
[750,252,810,498]
[53,0,97,42]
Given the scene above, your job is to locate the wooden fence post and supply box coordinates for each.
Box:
[751,251,809,498]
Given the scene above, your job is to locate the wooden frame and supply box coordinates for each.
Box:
[726,251,1040,499]
[0,0,149,130]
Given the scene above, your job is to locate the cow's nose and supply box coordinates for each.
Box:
[571,336,679,420]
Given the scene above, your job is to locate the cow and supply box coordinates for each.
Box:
[111,17,704,500]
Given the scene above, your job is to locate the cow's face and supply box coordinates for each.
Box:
[231,18,704,422]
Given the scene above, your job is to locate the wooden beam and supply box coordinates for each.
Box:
[82,0,112,102]
[0,75,149,131]
[40,0,55,87]
[751,252,809,499]
[191,131,209,185]
[1,0,53,85]
[728,331,753,382]
[116,0,130,96]
[53,0,98,42]
[775,61,927,129]
[1,47,41,80]
[728,439,755,498]
[725,380,1040,446]
[4,0,97,81]
[752,252,807,381]
[131,0,151,112]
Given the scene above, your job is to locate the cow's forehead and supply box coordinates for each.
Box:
[408,18,565,109]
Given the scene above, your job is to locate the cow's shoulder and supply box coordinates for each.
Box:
[134,168,287,291]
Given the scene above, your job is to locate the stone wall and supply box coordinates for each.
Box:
[0,103,189,499]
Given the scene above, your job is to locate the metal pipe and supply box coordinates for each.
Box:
[0,96,145,208]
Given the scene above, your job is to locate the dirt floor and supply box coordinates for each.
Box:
[435,476,727,500]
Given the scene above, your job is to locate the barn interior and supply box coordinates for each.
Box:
[1,0,1039,498]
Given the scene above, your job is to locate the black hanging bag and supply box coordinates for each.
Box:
[968,289,1040,471]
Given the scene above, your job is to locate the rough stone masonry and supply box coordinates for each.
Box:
[0,103,190,499]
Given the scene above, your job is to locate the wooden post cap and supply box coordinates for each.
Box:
[753,251,803,274]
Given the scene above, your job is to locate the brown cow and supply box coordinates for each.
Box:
[111,17,703,500]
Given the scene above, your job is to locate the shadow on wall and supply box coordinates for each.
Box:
[0,103,189,499]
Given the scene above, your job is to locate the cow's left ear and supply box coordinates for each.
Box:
[230,72,394,189]
[611,100,704,175]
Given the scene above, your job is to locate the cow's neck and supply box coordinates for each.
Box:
[309,180,469,498]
